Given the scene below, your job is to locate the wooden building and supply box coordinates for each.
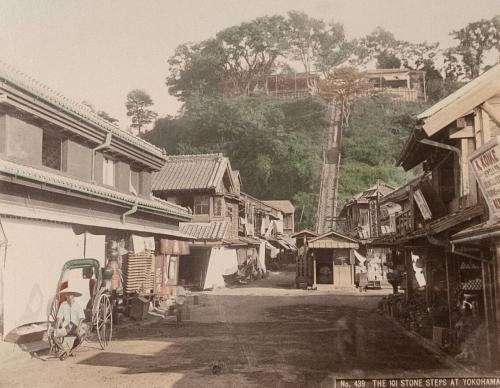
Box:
[365,69,427,102]
[262,200,295,237]
[294,230,358,290]
[376,63,500,369]
[0,63,192,339]
[152,154,263,290]
[338,182,395,288]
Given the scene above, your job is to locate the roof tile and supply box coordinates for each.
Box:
[152,153,228,192]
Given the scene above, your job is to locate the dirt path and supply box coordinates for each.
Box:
[0,271,471,388]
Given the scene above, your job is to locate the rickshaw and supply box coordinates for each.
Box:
[47,259,113,359]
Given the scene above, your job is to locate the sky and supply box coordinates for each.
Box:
[1,0,499,130]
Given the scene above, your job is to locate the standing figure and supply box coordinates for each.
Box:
[175,280,187,324]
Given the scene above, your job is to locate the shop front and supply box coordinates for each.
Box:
[304,231,359,290]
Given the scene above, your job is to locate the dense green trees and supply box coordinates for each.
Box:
[144,95,326,202]
[337,95,428,207]
[146,12,500,230]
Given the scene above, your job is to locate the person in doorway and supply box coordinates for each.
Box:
[387,270,401,294]
[175,279,187,324]
[53,288,88,359]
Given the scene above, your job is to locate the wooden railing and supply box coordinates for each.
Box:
[395,209,413,235]
[373,88,420,102]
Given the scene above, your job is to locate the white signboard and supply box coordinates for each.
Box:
[413,189,432,220]
[469,135,500,219]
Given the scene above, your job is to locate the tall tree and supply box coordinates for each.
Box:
[166,15,288,100]
[125,89,158,134]
[166,40,225,101]
[284,11,348,76]
[448,17,500,79]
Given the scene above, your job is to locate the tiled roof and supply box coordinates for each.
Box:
[0,61,165,159]
[351,182,395,202]
[179,221,229,241]
[0,159,191,220]
[152,153,228,192]
[262,200,295,214]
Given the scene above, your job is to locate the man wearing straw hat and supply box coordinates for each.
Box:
[53,287,88,359]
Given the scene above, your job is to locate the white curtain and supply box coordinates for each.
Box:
[1,218,79,336]
[84,232,106,266]
[354,250,366,265]
[203,247,238,290]
[257,241,266,272]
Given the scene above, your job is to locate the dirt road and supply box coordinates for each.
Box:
[0,270,471,388]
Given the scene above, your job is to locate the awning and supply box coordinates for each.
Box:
[451,220,500,244]
[0,202,193,239]
[267,237,296,251]
[224,237,261,247]
[354,250,366,264]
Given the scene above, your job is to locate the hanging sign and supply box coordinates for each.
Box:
[469,135,500,219]
[413,189,432,220]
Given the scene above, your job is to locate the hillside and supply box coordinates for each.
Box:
[144,94,428,230]
[337,94,430,209]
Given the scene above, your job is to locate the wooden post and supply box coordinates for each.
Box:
[494,240,500,367]
[481,260,493,368]
[487,262,498,367]
[405,249,413,302]
[313,256,317,286]
[445,253,452,332]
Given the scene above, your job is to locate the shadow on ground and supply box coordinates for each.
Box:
[77,297,457,387]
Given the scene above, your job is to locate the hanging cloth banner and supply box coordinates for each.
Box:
[160,239,190,255]
[353,250,366,265]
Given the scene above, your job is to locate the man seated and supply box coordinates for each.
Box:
[53,288,88,359]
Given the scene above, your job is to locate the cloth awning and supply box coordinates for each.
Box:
[354,250,366,264]
[0,202,193,239]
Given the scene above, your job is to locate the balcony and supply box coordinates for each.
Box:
[395,209,413,235]
[373,88,420,102]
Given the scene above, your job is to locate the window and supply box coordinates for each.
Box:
[194,196,209,215]
[42,131,62,170]
[102,157,115,186]
[226,205,233,221]
[130,169,140,195]
[213,197,223,217]
[284,214,293,229]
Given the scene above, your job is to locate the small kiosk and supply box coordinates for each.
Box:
[302,231,359,290]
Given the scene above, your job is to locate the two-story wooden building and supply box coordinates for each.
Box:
[376,63,500,369]
[152,154,264,290]
[0,63,192,339]
[240,193,296,268]
[338,182,394,287]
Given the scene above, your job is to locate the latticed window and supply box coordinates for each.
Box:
[42,131,61,170]
[213,197,223,217]
[194,196,209,215]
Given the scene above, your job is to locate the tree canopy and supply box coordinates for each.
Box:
[125,89,158,134]
[152,12,500,229]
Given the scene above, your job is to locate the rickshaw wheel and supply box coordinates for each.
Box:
[95,293,113,349]
[46,296,59,353]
